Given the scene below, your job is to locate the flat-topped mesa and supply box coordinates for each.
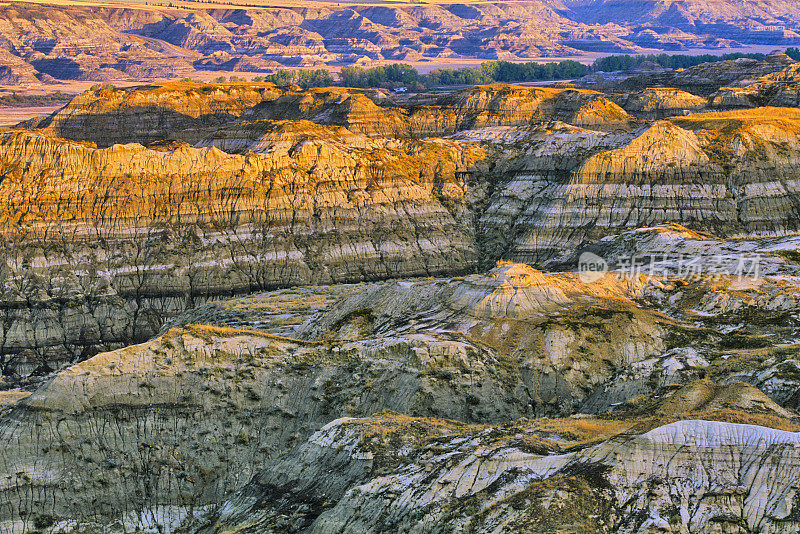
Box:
[0,127,482,255]
[193,118,373,154]
[31,82,287,147]
[244,84,634,137]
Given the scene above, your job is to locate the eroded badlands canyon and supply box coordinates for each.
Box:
[2,51,800,533]
[3,0,800,83]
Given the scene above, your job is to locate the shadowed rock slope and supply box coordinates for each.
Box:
[0,261,799,532]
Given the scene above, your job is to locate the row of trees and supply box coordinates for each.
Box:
[482,60,588,82]
[590,51,768,72]
[255,69,335,89]
[340,63,422,87]
[186,47,800,90]
[339,60,588,89]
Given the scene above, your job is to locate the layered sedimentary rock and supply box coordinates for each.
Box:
[0,264,666,531]
[0,110,486,375]
[201,415,800,534]
[6,82,800,373]
[0,254,799,532]
[483,108,800,265]
[5,1,799,84]
[578,53,797,95]
[711,61,800,109]
[34,83,631,147]
[1,28,800,534]
[610,87,708,118]
[33,82,284,146]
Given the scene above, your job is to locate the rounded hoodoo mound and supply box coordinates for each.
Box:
[630,379,798,421]
[613,88,708,118]
[297,261,648,341]
[575,120,710,184]
[568,96,631,128]
[448,261,637,319]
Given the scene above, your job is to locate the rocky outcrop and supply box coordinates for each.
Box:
[7,83,800,371]
[0,257,799,532]
[0,322,547,533]
[33,84,632,146]
[0,49,41,86]
[33,82,285,147]
[0,3,633,84]
[482,108,800,265]
[0,263,668,532]
[610,87,708,118]
[711,61,800,109]
[579,53,797,95]
[195,414,800,533]
[0,119,486,376]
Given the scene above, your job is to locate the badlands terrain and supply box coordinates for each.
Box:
[2,53,800,532]
[1,0,800,84]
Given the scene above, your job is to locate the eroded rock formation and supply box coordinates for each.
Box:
[5,82,800,377]
[0,76,800,533]
[4,1,800,83]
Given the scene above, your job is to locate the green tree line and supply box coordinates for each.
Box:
[205,47,800,90]
[339,60,588,89]
[253,69,335,89]
[590,51,770,72]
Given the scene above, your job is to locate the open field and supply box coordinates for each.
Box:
[0,104,64,126]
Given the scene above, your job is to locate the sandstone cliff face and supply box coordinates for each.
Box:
[1,28,800,534]
[482,108,800,265]
[0,116,486,376]
[34,82,284,147]
[35,83,634,148]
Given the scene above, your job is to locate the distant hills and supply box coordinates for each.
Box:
[1,0,800,84]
